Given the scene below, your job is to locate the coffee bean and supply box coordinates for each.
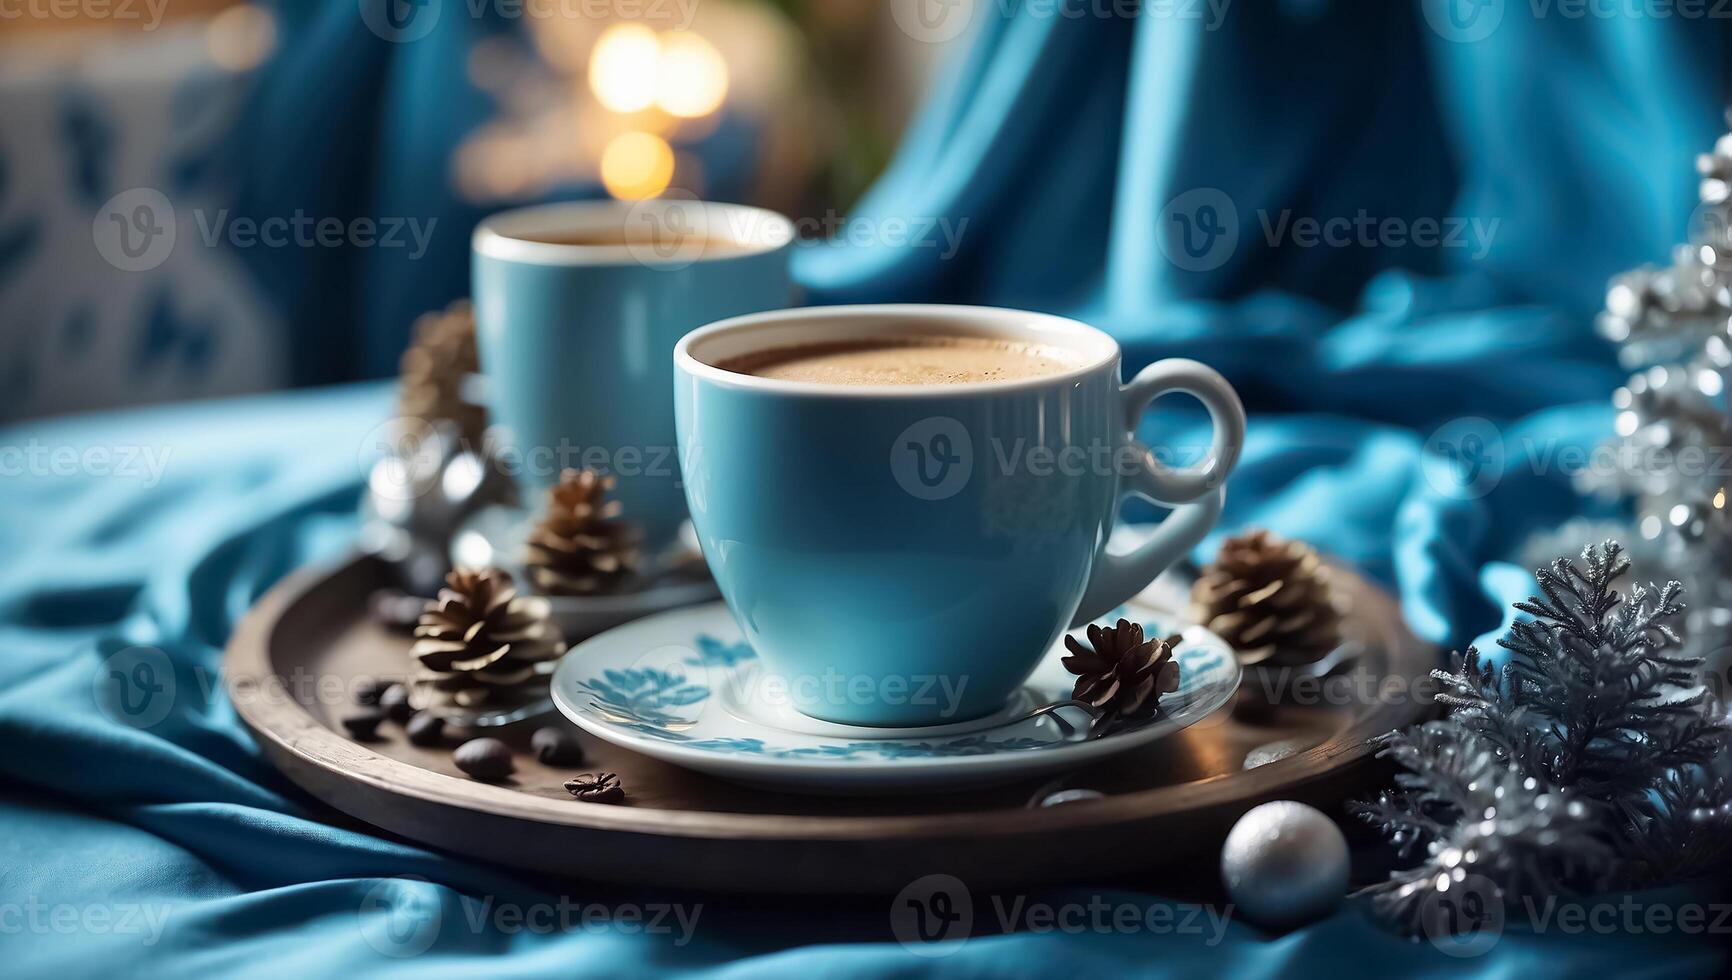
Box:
[379,683,413,723]
[405,711,446,747]
[341,709,385,742]
[564,771,624,804]
[531,726,585,767]
[454,738,513,782]
[353,677,389,707]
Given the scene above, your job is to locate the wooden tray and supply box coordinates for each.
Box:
[227,553,1437,894]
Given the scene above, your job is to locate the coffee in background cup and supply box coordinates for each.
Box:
[472,199,795,553]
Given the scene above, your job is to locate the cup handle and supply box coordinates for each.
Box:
[1070,358,1245,627]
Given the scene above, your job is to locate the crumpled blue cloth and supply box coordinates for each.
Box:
[6,3,1732,977]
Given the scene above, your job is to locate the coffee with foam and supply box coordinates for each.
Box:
[717,335,1080,386]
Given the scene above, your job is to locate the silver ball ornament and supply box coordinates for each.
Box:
[358,419,511,595]
[1220,801,1348,931]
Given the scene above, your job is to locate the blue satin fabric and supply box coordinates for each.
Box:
[6,2,1732,976]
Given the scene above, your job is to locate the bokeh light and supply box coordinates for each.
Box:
[588,24,662,114]
[600,131,675,199]
[207,5,277,73]
[656,33,729,119]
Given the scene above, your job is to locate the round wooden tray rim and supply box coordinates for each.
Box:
[229,555,1421,841]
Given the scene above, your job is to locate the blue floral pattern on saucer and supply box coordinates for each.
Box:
[553,601,1241,792]
[581,668,710,729]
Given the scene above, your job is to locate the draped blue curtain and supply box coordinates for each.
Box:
[218,2,499,384]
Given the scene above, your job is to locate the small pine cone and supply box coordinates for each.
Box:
[1061,619,1180,729]
[410,568,565,712]
[399,300,487,448]
[525,469,640,596]
[1191,529,1342,667]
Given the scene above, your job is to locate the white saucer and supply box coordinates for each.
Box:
[451,504,719,640]
[550,600,1240,793]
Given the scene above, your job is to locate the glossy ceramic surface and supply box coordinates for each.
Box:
[673,305,1244,725]
[473,200,794,549]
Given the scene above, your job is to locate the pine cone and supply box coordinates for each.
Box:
[399,300,487,448]
[1191,529,1342,667]
[410,568,565,713]
[1061,619,1181,729]
[525,469,640,595]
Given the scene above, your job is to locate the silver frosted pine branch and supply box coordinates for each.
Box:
[1353,542,1731,935]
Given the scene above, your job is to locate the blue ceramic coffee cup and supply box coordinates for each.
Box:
[675,305,1246,726]
[473,200,794,551]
